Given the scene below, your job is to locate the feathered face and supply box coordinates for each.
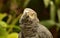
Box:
[19,8,39,25]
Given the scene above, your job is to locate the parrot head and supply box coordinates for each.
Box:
[19,8,39,25]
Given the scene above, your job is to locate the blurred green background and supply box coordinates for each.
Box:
[0,0,60,38]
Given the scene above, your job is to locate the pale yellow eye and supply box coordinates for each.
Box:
[29,13,35,19]
[30,13,34,16]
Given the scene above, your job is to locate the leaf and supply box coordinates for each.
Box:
[55,0,60,5]
[0,26,8,38]
[0,13,7,21]
[7,25,20,32]
[40,20,55,29]
[7,33,18,38]
[50,1,56,21]
[43,0,51,7]
[23,0,30,8]
[57,9,60,23]
[0,21,7,28]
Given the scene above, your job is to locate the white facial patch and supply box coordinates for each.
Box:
[23,8,37,20]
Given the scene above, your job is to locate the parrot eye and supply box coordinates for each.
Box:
[29,13,34,17]
[30,13,34,16]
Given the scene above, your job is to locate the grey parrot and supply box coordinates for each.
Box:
[18,8,53,38]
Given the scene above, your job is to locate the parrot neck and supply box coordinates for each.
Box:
[21,23,38,37]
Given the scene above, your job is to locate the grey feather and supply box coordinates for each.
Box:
[18,8,53,38]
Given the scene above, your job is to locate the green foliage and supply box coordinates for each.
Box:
[0,0,60,38]
[0,26,8,38]
[40,20,55,29]
[43,0,51,7]
[41,0,60,32]
[0,13,7,21]
[7,33,18,38]
[0,21,7,28]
